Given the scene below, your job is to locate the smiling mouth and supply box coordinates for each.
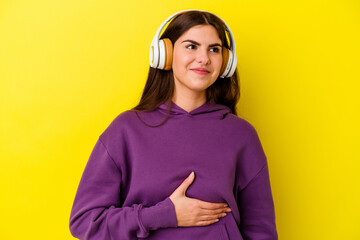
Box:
[191,69,210,75]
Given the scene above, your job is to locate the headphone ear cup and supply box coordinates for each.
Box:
[150,41,159,68]
[220,47,229,77]
[162,38,173,70]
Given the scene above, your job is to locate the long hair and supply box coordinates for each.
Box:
[131,11,240,127]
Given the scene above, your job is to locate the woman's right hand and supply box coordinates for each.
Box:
[169,171,232,227]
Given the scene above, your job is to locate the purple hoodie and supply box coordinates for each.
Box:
[69,99,278,240]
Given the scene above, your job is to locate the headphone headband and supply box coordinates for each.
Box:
[150,9,237,78]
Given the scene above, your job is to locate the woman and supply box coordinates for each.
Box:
[69,10,278,240]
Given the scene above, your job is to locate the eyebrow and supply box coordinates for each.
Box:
[181,39,222,48]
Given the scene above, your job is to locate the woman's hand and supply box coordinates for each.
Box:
[169,171,232,227]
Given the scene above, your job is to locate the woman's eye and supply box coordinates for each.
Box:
[185,45,220,53]
[186,44,196,49]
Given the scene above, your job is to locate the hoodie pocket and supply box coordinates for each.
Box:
[217,224,230,240]
[140,222,231,239]
[219,211,244,240]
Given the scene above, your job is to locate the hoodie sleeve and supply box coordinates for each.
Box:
[236,124,278,240]
[69,138,178,240]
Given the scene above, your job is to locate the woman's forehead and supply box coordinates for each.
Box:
[177,25,221,44]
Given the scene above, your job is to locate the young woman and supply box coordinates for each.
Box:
[69,10,278,240]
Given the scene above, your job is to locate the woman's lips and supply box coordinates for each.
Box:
[191,68,210,75]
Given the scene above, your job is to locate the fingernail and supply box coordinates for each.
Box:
[226,208,232,212]
[190,171,194,177]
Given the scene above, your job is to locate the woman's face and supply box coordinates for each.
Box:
[172,24,223,97]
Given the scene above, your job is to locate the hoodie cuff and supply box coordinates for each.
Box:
[140,197,178,231]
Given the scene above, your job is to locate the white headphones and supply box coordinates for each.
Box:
[149,9,237,78]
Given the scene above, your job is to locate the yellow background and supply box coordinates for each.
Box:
[1,0,359,239]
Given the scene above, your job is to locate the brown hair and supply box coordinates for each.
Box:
[131,11,240,127]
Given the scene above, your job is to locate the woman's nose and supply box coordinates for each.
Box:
[196,49,210,64]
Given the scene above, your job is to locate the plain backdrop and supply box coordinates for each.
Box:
[0,0,359,239]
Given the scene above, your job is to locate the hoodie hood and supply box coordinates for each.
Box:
[156,99,232,119]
